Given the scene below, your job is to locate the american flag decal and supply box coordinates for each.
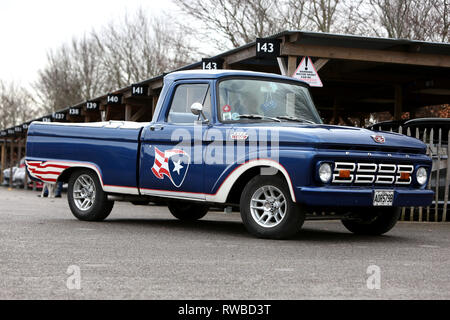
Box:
[151,147,190,188]
[25,160,71,183]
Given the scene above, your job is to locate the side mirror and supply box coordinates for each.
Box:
[190,102,203,116]
[190,102,209,124]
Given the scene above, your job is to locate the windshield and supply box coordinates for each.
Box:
[218,78,322,123]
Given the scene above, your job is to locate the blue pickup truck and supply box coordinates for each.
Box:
[25,70,433,239]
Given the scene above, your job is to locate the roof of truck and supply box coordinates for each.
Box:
[164,69,309,85]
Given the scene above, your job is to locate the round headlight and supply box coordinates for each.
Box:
[319,163,332,183]
[416,167,428,185]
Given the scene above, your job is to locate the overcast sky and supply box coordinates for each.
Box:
[0,0,177,86]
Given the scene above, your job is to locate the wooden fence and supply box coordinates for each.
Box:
[395,126,450,222]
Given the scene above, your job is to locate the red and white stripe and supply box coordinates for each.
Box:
[25,159,139,195]
[26,160,71,183]
[151,147,171,179]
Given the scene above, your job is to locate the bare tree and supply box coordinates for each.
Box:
[93,9,196,90]
[175,0,362,48]
[277,0,312,31]
[70,36,107,100]
[174,0,285,50]
[431,0,450,42]
[365,0,448,41]
[308,0,341,32]
[0,80,37,128]
[34,8,196,113]
[34,44,85,113]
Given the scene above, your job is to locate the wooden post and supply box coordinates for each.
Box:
[332,99,339,125]
[394,85,403,120]
[9,139,14,188]
[16,139,22,189]
[0,139,6,183]
[426,129,434,222]
[152,95,159,115]
[287,56,297,78]
[435,128,442,221]
[125,104,132,121]
[105,106,111,121]
[443,131,450,222]
[17,139,22,164]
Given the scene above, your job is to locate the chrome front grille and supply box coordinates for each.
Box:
[332,162,414,185]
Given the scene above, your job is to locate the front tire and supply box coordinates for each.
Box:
[67,169,114,221]
[240,175,305,239]
[341,207,401,235]
[168,202,209,221]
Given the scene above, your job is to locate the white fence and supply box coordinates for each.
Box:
[396,126,450,222]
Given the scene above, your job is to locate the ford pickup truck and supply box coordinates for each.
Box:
[25,70,433,239]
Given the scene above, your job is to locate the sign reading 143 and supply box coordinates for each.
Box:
[202,58,223,70]
[255,38,280,58]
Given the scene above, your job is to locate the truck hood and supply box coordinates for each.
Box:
[234,123,427,153]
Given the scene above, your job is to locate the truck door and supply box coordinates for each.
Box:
[139,81,212,200]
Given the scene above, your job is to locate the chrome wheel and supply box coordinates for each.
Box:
[250,185,287,228]
[73,174,96,211]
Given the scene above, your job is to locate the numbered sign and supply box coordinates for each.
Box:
[131,84,148,97]
[255,38,281,59]
[107,94,122,105]
[86,101,99,111]
[52,112,66,121]
[202,58,223,70]
[7,129,15,135]
[69,107,81,116]
[14,126,23,133]
[42,117,52,123]
[22,123,29,130]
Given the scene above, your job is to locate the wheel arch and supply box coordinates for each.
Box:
[209,159,297,204]
[58,165,104,190]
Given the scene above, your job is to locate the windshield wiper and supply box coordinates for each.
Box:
[238,114,281,122]
[276,116,316,124]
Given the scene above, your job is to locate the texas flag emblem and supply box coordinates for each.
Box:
[151,147,190,188]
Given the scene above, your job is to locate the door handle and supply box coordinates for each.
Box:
[150,124,164,131]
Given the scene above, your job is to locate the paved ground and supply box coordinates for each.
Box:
[0,187,449,299]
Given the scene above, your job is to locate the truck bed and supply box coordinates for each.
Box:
[26,121,145,191]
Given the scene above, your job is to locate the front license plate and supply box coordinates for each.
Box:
[373,190,394,206]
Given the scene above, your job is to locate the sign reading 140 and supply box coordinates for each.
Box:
[107,94,122,105]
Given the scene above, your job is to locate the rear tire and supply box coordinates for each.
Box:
[67,169,114,221]
[341,207,401,235]
[240,174,305,239]
[168,202,209,221]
